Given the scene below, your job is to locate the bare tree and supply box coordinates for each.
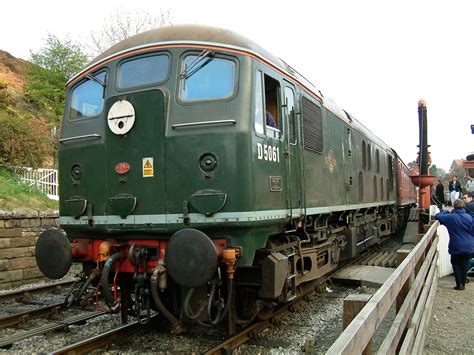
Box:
[89,8,174,55]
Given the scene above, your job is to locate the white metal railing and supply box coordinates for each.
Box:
[16,167,59,200]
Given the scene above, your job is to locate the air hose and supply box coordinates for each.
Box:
[184,278,233,326]
[209,279,233,325]
[151,265,183,334]
[99,252,123,312]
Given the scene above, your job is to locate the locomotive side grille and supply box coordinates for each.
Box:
[302,97,323,153]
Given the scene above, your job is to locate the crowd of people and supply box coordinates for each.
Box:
[433,175,474,215]
[433,175,474,291]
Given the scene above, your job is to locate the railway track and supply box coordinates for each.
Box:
[0,278,105,349]
[0,279,75,302]
[0,240,403,353]
[0,279,77,329]
[51,316,147,355]
[204,242,402,354]
[0,310,104,348]
[0,301,63,328]
[204,297,308,355]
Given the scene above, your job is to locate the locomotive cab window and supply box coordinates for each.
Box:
[254,72,281,139]
[69,72,106,120]
[264,74,281,139]
[117,54,170,89]
[179,53,236,102]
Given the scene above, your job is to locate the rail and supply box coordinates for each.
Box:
[15,167,58,200]
[327,221,439,354]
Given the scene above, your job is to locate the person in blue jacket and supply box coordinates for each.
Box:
[435,199,474,290]
[463,192,474,217]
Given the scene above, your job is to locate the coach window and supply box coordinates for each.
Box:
[69,72,106,120]
[284,87,296,144]
[117,54,170,89]
[180,54,235,102]
[264,74,281,139]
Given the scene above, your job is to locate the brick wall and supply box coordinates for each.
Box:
[0,209,59,290]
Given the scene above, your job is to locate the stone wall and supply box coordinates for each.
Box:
[0,209,59,290]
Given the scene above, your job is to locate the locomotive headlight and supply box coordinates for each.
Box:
[200,154,217,171]
[71,165,82,181]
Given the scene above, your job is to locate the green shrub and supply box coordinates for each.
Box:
[0,88,13,107]
[0,111,54,168]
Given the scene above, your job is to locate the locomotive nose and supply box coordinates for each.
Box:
[35,228,72,279]
[165,228,217,288]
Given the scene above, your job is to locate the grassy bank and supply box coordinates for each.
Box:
[0,168,58,210]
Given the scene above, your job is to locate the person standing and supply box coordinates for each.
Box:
[463,193,474,217]
[448,175,462,206]
[466,176,474,194]
[435,179,445,209]
[435,199,474,290]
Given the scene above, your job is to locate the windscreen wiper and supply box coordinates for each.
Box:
[180,50,214,79]
[85,73,106,87]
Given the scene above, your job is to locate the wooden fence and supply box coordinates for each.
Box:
[327,221,439,354]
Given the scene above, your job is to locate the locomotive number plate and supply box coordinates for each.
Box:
[269,176,282,192]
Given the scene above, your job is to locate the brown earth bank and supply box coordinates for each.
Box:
[0,50,28,90]
[424,274,474,353]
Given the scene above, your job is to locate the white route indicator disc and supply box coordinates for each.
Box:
[107,100,135,135]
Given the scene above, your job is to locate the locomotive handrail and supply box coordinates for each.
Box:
[171,119,236,129]
[59,134,102,143]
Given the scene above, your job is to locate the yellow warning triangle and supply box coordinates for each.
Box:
[144,160,152,169]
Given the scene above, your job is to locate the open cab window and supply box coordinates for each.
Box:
[69,72,106,120]
[254,71,281,139]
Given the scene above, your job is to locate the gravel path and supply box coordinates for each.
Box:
[424,274,474,353]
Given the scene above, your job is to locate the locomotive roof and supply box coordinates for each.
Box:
[72,24,392,152]
[88,24,285,70]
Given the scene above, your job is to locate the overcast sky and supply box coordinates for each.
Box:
[1,0,472,171]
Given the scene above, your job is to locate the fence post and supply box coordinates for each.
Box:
[343,294,373,355]
[396,249,412,312]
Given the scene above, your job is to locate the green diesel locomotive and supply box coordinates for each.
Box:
[35,25,416,333]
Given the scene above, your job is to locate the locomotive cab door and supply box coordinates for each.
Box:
[283,84,303,217]
[105,90,166,225]
[253,71,288,214]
